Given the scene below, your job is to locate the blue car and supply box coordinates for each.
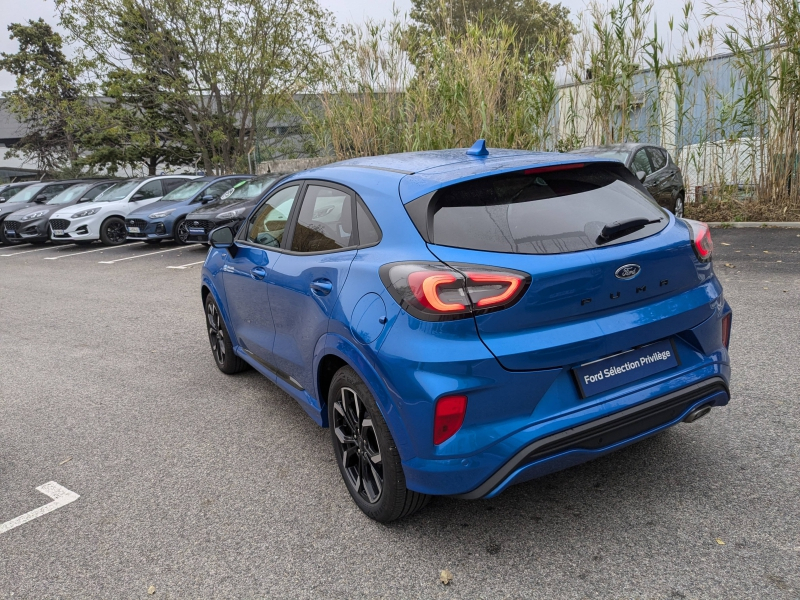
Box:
[200,142,732,522]
[126,175,252,244]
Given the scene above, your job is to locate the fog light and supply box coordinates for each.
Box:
[433,395,467,445]
[155,223,166,234]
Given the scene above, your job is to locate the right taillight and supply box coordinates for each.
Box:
[380,262,529,321]
[721,313,732,348]
[684,219,713,262]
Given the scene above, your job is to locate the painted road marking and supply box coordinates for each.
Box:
[1,245,63,257]
[98,245,184,264]
[44,243,146,260]
[166,260,205,269]
[0,482,80,534]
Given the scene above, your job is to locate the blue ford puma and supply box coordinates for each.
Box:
[200,142,732,522]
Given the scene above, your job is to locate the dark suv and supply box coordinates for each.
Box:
[0,180,86,245]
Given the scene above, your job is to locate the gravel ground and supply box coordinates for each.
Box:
[0,229,799,599]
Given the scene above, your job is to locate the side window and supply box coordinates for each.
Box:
[647,147,667,171]
[356,198,381,246]
[41,184,71,200]
[247,185,300,248]
[82,183,113,201]
[630,150,652,176]
[135,180,164,200]
[202,181,236,202]
[290,185,355,253]
[162,178,188,194]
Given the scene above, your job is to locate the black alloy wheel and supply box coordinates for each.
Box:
[204,296,247,374]
[333,386,384,504]
[175,219,191,245]
[100,217,127,246]
[328,366,430,522]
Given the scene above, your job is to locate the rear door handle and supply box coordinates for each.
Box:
[310,279,333,295]
[251,267,267,280]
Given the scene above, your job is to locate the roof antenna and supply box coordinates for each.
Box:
[466,139,489,157]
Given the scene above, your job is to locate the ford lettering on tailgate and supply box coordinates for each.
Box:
[573,339,680,398]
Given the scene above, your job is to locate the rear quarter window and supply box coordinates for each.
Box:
[407,163,667,255]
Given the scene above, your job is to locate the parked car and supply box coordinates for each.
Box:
[49,175,197,246]
[0,180,86,245]
[3,180,117,245]
[126,174,252,245]
[184,174,285,244]
[569,143,686,217]
[200,142,732,522]
[0,181,35,203]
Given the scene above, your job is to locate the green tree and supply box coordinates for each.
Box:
[409,0,576,67]
[57,0,334,174]
[0,19,85,173]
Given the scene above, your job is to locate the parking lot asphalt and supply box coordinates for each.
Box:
[1,229,799,599]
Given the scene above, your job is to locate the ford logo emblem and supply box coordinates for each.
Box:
[615,264,641,280]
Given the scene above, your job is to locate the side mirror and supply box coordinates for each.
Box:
[636,170,647,183]
[131,192,146,201]
[209,226,235,248]
[35,195,48,203]
[201,194,215,203]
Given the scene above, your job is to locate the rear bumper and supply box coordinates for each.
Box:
[453,377,728,499]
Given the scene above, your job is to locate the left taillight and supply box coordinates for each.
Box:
[380,262,529,321]
[684,219,713,262]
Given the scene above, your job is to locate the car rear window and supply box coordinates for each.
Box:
[408,163,667,255]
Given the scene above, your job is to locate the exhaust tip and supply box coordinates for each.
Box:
[683,405,712,423]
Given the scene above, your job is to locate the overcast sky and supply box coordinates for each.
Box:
[0,0,723,91]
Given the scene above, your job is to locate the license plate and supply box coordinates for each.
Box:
[128,227,140,233]
[53,229,64,235]
[188,228,205,235]
[6,230,15,236]
[572,339,680,398]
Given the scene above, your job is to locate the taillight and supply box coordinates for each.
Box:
[684,219,713,262]
[433,395,467,445]
[380,262,529,321]
[721,313,731,348]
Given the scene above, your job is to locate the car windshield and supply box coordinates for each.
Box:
[47,183,93,205]
[219,177,277,203]
[6,183,47,203]
[0,185,27,200]
[160,181,208,202]
[571,149,630,163]
[93,180,141,202]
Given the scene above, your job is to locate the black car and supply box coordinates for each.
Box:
[184,174,285,243]
[3,180,117,245]
[0,181,36,203]
[0,180,87,245]
[569,143,686,217]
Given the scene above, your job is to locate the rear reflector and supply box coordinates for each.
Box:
[722,313,732,348]
[433,395,467,445]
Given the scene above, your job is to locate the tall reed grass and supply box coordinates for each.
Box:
[300,0,800,217]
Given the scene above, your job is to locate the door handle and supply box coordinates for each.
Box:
[310,278,333,295]
[251,267,267,280]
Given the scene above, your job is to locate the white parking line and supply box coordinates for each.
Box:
[44,243,146,260]
[0,482,80,534]
[98,245,184,264]
[166,260,205,269]
[1,245,61,257]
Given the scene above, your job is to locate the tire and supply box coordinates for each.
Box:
[99,217,127,246]
[145,239,162,245]
[328,366,431,522]
[673,192,685,218]
[205,295,248,374]
[174,218,191,245]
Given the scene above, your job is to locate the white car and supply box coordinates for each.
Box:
[48,175,198,246]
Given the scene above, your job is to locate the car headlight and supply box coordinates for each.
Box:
[71,207,101,218]
[148,208,176,219]
[22,211,47,221]
[217,208,244,219]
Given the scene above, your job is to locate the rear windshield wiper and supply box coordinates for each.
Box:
[597,217,662,244]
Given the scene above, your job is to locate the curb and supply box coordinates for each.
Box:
[707,221,800,228]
